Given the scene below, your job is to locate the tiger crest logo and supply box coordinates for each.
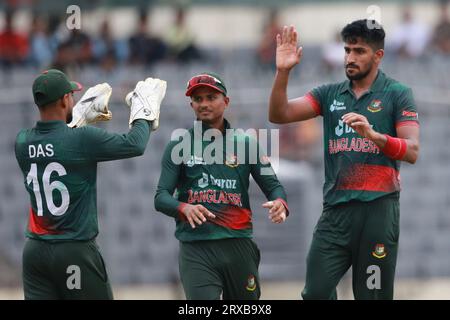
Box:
[246,275,257,291]
[372,244,387,259]
[225,154,239,168]
[367,99,383,112]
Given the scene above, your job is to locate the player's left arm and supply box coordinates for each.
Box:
[342,113,419,164]
[154,140,185,218]
[391,125,419,164]
[79,119,151,161]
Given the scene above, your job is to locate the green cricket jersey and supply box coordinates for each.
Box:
[306,70,419,206]
[15,119,151,241]
[154,119,288,242]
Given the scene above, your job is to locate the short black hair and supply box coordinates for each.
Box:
[341,19,385,50]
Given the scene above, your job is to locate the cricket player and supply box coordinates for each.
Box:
[269,20,420,299]
[154,73,289,300]
[15,69,166,299]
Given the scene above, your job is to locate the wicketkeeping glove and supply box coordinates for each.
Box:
[68,83,112,128]
[125,77,167,131]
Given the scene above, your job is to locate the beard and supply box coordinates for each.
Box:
[345,62,373,81]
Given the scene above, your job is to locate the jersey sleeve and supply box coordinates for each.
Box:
[154,140,184,218]
[79,119,151,161]
[305,84,329,117]
[249,137,289,215]
[394,87,420,129]
[14,129,28,169]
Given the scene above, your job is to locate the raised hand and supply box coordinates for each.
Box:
[276,25,303,71]
[68,83,112,128]
[125,77,167,130]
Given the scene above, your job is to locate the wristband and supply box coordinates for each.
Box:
[381,134,407,160]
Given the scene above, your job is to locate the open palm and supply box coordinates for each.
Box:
[276,25,303,71]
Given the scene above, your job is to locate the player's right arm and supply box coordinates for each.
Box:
[154,141,215,228]
[269,25,318,124]
[154,140,184,217]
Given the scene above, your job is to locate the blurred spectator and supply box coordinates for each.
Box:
[321,31,343,73]
[0,10,29,68]
[165,7,202,63]
[389,5,430,58]
[93,20,119,72]
[128,10,167,66]
[63,29,94,66]
[432,0,450,55]
[50,42,74,73]
[47,15,66,54]
[256,9,282,69]
[29,15,53,69]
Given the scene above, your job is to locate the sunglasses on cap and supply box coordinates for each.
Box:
[185,74,227,96]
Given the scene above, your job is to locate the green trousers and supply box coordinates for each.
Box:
[302,194,400,300]
[22,238,113,300]
[179,238,261,300]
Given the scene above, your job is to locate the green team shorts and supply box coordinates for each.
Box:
[179,237,261,300]
[302,193,400,300]
[22,238,113,300]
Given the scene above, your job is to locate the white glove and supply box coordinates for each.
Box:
[125,77,167,131]
[68,83,112,128]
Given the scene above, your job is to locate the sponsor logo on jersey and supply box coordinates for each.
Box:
[198,173,209,188]
[335,120,374,138]
[335,120,356,137]
[186,156,206,167]
[330,99,346,112]
[246,275,257,291]
[198,173,237,189]
[372,244,387,259]
[367,99,383,112]
[402,110,418,119]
